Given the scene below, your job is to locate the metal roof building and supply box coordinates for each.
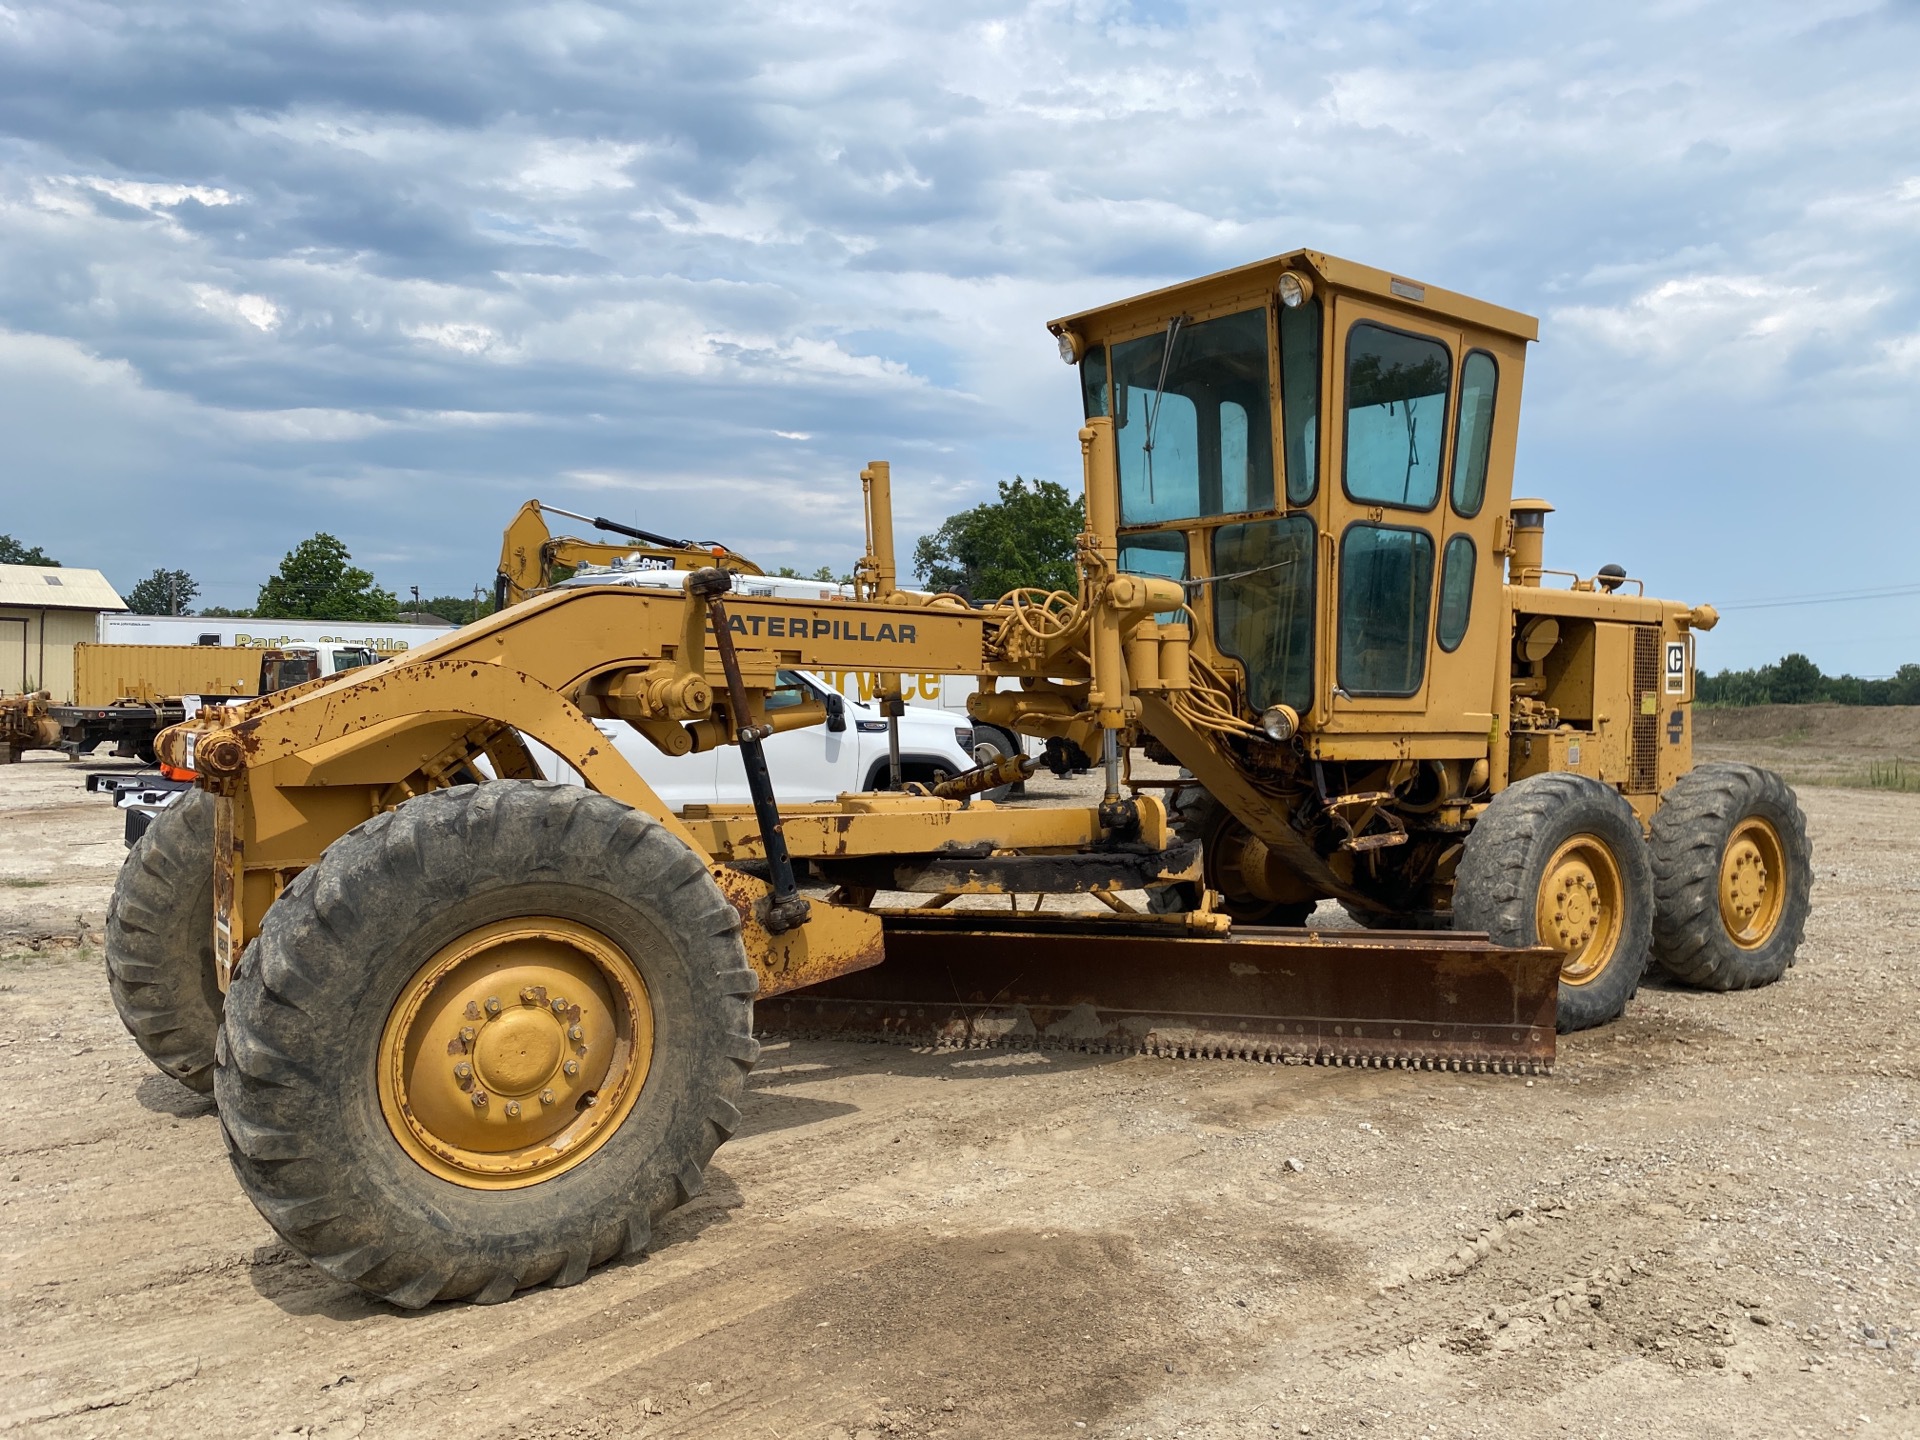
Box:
[0,564,128,700]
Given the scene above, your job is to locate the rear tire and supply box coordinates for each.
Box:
[1650,764,1811,991]
[105,791,221,1093]
[1454,773,1653,1033]
[215,782,758,1308]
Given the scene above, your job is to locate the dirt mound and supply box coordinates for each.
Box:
[1695,704,1920,751]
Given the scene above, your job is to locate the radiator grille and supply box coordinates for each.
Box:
[1629,626,1660,792]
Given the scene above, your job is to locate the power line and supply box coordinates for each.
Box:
[1718,582,1920,612]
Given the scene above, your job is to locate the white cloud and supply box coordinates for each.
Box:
[404,321,502,355]
[190,284,283,332]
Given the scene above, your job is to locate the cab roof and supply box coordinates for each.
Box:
[1046,249,1539,347]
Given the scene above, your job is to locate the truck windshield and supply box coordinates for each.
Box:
[1109,309,1274,525]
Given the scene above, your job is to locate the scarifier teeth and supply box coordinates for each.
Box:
[752,1017,1553,1075]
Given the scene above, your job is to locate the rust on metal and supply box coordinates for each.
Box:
[754,914,1559,1073]
[711,866,886,997]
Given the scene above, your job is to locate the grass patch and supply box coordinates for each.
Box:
[0,878,52,889]
[1805,759,1920,793]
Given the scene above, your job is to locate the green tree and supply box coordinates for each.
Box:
[255,534,399,621]
[912,477,1083,600]
[774,565,847,584]
[417,593,493,625]
[198,605,253,619]
[1768,652,1825,705]
[0,534,59,566]
[1889,664,1920,707]
[126,568,200,615]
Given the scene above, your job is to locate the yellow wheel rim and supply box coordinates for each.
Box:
[1719,817,1786,949]
[1535,835,1625,987]
[377,917,653,1191]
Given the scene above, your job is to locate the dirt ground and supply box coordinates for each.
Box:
[2,740,1917,1440]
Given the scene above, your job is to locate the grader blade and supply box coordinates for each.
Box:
[755,914,1559,1073]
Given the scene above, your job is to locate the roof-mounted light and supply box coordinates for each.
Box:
[1276,271,1314,309]
[1055,328,1084,364]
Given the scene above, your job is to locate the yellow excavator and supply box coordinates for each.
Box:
[106,249,1811,1307]
[494,499,762,610]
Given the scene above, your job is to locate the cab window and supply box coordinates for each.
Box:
[1343,324,1451,510]
[765,669,811,711]
[1119,531,1189,625]
[1118,532,1188,587]
[1338,524,1435,695]
[1214,517,1316,714]
[1112,309,1274,524]
[1450,351,1497,517]
[1436,535,1475,652]
[1278,297,1321,505]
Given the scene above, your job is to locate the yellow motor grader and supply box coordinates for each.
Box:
[105,250,1810,1308]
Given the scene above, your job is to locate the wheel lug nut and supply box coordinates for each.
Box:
[472,1090,489,1108]
[563,1059,580,1077]
[568,1023,583,1042]
[459,1026,476,1047]
[454,1061,473,1082]
[484,996,502,1016]
[541,1089,556,1106]
[521,987,541,1005]
[505,1100,521,1118]
[550,998,568,1016]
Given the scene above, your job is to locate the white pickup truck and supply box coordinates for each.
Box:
[540,565,981,805]
[524,666,978,810]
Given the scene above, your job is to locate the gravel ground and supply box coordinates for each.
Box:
[1,749,1916,1439]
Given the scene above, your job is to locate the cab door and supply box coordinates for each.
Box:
[1315,298,1456,741]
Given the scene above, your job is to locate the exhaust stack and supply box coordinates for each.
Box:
[1509,498,1554,586]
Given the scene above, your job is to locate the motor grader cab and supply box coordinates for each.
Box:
[494,499,763,609]
[105,250,1809,1309]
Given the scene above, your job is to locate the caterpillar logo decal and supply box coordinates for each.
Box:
[712,615,919,644]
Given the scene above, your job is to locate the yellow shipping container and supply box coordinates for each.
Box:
[72,643,262,707]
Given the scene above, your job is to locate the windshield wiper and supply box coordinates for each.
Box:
[1139,314,1187,504]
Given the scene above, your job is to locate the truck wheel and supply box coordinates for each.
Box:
[215,782,758,1308]
[1649,764,1811,991]
[971,727,1018,802]
[1454,773,1653,1033]
[105,789,221,1093]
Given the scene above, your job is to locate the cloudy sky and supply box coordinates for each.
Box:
[2,0,1916,672]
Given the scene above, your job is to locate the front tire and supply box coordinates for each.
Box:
[1167,785,1315,926]
[1454,773,1654,1033]
[105,791,221,1093]
[215,782,759,1308]
[1650,764,1811,991]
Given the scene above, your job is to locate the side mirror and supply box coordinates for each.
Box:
[824,692,847,732]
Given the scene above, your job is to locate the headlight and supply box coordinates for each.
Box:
[1277,271,1313,309]
[1259,705,1298,742]
[1055,330,1081,364]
